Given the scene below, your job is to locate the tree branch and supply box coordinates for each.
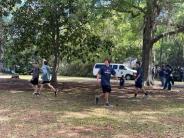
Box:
[120,0,146,14]
[152,26,184,44]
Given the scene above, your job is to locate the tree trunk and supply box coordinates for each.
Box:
[51,53,58,84]
[142,11,153,85]
[142,40,153,86]
[51,7,60,84]
[142,0,158,86]
[159,39,163,65]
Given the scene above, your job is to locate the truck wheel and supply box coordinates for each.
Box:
[125,74,132,80]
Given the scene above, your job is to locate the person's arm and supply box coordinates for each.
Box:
[29,68,33,74]
[135,74,140,82]
[135,69,141,81]
[97,68,102,84]
[97,73,100,84]
[111,68,118,81]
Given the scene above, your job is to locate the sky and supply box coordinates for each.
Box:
[2,0,26,22]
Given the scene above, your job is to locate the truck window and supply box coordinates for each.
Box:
[119,65,126,70]
[113,65,118,69]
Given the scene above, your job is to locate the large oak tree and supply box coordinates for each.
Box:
[111,0,184,85]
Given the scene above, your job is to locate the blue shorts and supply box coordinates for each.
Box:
[101,85,111,93]
[135,80,143,89]
[30,78,39,85]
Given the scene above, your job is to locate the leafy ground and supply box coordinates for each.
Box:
[0,76,184,138]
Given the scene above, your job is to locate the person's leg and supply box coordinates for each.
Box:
[168,78,172,90]
[160,77,164,86]
[121,80,125,88]
[135,80,142,97]
[171,77,174,85]
[32,85,36,94]
[99,93,105,99]
[134,87,139,98]
[165,78,170,90]
[95,93,105,105]
[35,85,38,92]
[47,83,58,96]
[47,83,56,91]
[142,87,148,97]
[33,85,40,96]
[39,84,44,94]
[96,85,111,105]
[162,77,165,86]
[163,78,168,89]
[30,80,35,91]
[105,92,109,104]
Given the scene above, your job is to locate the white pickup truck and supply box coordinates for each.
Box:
[93,63,137,80]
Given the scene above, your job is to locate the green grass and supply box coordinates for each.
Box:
[0,77,184,137]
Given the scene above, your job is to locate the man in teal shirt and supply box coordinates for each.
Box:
[39,60,58,96]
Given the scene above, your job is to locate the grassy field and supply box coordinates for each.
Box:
[0,77,184,138]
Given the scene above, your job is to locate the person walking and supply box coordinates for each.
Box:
[134,61,148,98]
[95,59,117,107]
[163,65,173,90]
[30,62,40,96]
[159,65,166,87]
[39,60,58,96]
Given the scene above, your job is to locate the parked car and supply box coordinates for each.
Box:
[93,63,137,80]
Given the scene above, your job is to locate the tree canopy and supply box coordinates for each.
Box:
[1,0,184,83]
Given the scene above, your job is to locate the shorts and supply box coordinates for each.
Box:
[30,78,39,85]
[102,85,111,93]
[135,80,143,89]
[42,81,50,84]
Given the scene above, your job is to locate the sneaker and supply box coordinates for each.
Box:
[33,92,40,96]
[105,103,113,107]
[143,93,148,99]
[95,96,99,105]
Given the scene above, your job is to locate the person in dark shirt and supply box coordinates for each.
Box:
[95,59,116,107]
[134,61,148,98]
[159,65,166,87]
[30,62,40,95]
[119,75,125,89]
[163,65,173,90]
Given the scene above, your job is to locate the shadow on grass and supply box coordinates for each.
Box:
[0,78,184,137]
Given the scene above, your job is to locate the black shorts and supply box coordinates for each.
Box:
[135,80,143,89]
[30,78,39,85]
[102,85,111,93]
[42,81,50,84]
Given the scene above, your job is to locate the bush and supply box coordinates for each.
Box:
[60,63,94,77]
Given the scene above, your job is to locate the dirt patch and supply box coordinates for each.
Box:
[18,110,57,124]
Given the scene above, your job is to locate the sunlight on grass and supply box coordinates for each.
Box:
[10,90,25,94]
[131,110,164,115]
[18,75,95,82]
[62,111,91,119]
